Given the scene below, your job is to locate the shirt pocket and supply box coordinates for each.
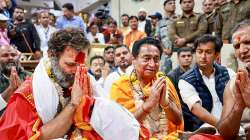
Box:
[176,21,185,33]
[190,20,198,31]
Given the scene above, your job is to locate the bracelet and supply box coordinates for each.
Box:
[141,104,150,114]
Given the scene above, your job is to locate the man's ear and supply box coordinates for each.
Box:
[215,52,220,58]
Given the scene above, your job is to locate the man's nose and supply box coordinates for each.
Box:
[201,53,207,59]
[7,55,15,61]
[148,59,156,67]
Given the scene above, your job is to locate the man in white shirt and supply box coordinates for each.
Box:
[86,22,105,44]
[137,8,151,36]
[104,45,132,98]
[178,34,235,131]
[36,10,57,55]
[88,55,105,87]
[0,28,141,140]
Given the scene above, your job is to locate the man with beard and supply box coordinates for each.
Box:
[102,46,116,79]
[0,28,144,140]
[120,14,130,36]
[216,20,250,140]
[8,6,41,59]
[137,8,151,37]
[124,16,146,48]
[220,0,250,72]
[103,45,132,98]
[188,20,250,140]
[0,45,30,113]
[89,55,105,87]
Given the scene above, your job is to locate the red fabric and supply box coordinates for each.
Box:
[189,134,224,140]
[102,29,123,44]
[0,94,41,139]
[139,123,150,140]
[81,96,95,123]
[73,96,103,140]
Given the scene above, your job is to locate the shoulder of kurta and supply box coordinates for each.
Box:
[110,75,133,98]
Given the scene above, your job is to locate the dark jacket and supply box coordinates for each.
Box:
[179,63,230,131]
[9,20,40,53]
[145,19,152,37]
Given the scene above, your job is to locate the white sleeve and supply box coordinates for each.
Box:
[90,98,140,140]
[89,74,104,98]
[103,74,114,99]
[226,68,236,79]
[99,33,105,44]
[178,79,202,111]
[0,95,7,111]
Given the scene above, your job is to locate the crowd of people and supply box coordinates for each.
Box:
[0,0,250,139]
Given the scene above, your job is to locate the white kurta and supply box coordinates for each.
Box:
[178,68,235,128]
[32,58,140,139]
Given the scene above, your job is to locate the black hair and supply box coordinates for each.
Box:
[14,6,24,11]
[62,3,74,11]
[164,0,175,6]
[180,0,194,4]
[108,20,117,26]
[48,28,90,57]
[89,22,97,28]
[129,16,138,22]
[132,37,163,58]
[194,34,223,53]
[114,44,130,53]
[90,55,105,65]
[49,12,55,17]
[231,20,250,35]
[104,46,114,53]
[121,14,129,18]
[177,47,193,56]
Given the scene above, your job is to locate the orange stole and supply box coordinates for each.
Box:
[0,77,102,140]
[73,96,102,140]
[17,79,43,140]
[110,75,184,137]
[0,78,43,140]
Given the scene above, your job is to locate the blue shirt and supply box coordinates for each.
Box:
[56,16,86,33]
